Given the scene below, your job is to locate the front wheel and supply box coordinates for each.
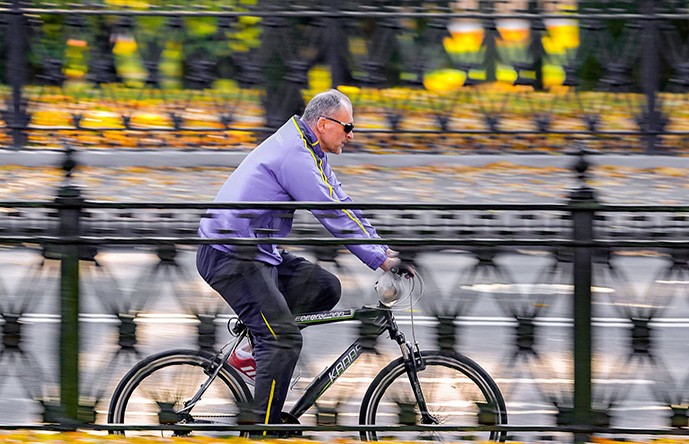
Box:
[359,350,507,442]
[108,349,252,437]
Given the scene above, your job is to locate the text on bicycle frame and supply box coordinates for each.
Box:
[329,343,362,383]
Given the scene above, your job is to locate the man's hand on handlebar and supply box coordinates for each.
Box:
[380,249,415,278]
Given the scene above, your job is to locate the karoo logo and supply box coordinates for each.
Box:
[328,343,362,383]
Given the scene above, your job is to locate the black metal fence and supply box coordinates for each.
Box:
[3,0,689,153]
[0,147,688,440]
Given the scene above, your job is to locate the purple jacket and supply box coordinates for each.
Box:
[199,116,388,270]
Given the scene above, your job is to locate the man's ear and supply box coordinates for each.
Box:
[315,117,327,135]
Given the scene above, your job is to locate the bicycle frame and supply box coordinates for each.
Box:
[289,306,384,418]
[287,304,434,423]
[184,302,436,425]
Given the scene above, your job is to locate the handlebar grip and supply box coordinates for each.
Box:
[390,263,414,277]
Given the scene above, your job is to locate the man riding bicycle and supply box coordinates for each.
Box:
[196,89,404,430]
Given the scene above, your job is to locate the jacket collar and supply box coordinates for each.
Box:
[294,115,324,158]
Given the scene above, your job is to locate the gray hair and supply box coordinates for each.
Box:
[302,89,352,125]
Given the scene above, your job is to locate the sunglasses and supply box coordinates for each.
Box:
[320,116,355,134]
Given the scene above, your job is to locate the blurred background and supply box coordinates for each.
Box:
[3,0,689,154]
[1,0,689,442]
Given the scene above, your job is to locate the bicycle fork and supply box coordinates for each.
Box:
[397,341,437,425]
[388,314,438,425]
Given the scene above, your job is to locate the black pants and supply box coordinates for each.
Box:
[196,244,341,424]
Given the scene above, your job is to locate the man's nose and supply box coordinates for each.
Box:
[346,130,354,140]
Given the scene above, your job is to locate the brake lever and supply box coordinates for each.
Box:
[390,264,415,279]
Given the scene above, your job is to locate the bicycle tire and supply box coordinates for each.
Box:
[359,350,507,442]
[108,349,252,437]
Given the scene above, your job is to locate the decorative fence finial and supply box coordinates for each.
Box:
[61,139,77,179]
[57,139,82,199]
[567,141,598,202]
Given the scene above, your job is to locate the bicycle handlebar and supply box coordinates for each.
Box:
[390,262,415,278]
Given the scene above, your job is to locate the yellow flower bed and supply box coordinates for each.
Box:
[0,431,254,443]
[2,431,689,444]
[2,82,678,151]
[0,432,500,444]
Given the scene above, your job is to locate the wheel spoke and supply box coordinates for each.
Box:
[360,351,507,442]
[108,350,251,438]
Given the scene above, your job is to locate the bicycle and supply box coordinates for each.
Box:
[107,267,508,441]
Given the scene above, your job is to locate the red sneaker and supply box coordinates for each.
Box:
[228,349,256,382]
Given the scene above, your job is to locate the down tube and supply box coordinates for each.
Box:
[289,339,366,418]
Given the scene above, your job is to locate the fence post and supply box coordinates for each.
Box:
[326,0,349,87]
[56,143,83,421]
[641,0,661,153]
[568,146,597,441]
[6,0,29,149]
[479,0,497,83]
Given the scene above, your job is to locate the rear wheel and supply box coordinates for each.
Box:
[108,349,252,437]
[359,350,507,442]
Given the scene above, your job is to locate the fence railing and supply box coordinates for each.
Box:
[0,147,688,440]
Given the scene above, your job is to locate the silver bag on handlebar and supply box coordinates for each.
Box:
[375,272,404,307]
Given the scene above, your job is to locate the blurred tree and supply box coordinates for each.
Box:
[182,16,225,90]
[258,0,325,128]
[29,14,67,86]
[576,0,639,91]
[0,14,6,85]
[86,15,120,85]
